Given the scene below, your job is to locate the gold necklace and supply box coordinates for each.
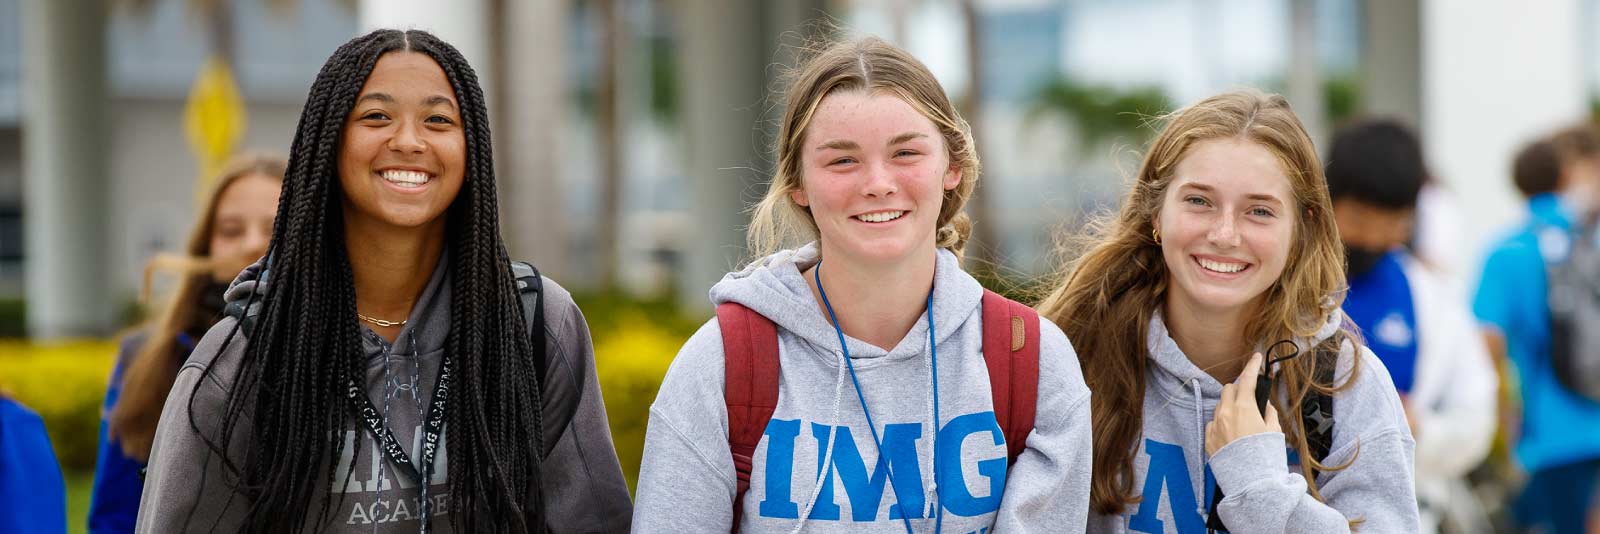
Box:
[357,312,407,328]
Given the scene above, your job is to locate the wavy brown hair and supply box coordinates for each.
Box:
[107,152,287,462]
[746,35,981,262]
[1037,89,1361,515]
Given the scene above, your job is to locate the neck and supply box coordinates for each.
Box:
[344,209,446,342]
[804,243,938,352]
[1162,293,1253,383]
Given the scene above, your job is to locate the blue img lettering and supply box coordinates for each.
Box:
[753,411,1010,523]
[1128,439,1206,534]
[759,419,802,519]
[936,411,1008,517]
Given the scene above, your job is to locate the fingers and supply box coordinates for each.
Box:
[1234,352,1264,408]
[1205,420,1220,456]
[1264,400,1282,433]
[1220,381,1237,408]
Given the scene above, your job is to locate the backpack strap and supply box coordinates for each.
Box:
[510,261,549,390]
[1302,343,1338,478]
[980,289,1041,464]
[717,302,780,534]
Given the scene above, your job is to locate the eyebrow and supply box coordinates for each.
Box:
[355,92,394,105]
[1178,182,1286,206]
[814,131,929,152]
[424,95,457,109]
[354,93,457,110]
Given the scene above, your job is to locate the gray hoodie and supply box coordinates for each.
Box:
[135,256,633,533]
[1085,311,1419,534]
[632,245,1093,533]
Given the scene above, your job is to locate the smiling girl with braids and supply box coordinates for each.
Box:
[135,30,631,534]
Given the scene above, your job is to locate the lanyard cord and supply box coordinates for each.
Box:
[814,263,942,533]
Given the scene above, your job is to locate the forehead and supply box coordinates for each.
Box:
[215,174,280,214]
[1170,138,1293,201]
[359,51,455,99]
[804,90,940,145]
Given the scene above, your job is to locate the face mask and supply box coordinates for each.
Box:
[1345,246,1387,278]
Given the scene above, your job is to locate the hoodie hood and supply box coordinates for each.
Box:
[221,254,454,358]
[1144,305,1346,408]
[709,242,985,365]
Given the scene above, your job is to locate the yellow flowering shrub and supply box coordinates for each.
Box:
[0,339,119,472]
[592,313,686,494]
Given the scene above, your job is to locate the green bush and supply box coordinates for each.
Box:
[0,340,118,472]
[591,313,686,493]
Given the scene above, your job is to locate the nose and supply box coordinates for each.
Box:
[1207,213,1241,249]
[862,162,897,198]
[387,120,427,153]
[244,225,271,259]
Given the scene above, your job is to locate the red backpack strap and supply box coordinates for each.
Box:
[981,289,1041,464]
[717,302,780,533]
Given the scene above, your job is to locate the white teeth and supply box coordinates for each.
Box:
[1198,258,1248,274]
[380,170,431,187]
[856,211,906,223]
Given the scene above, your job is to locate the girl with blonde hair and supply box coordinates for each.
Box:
[633,36,1092,533]
[91,151,285,533]
[1038,89,1419,533]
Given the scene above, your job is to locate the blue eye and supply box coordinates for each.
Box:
[1185,196,1211,207]
[1249,207,1276,217]
[830,157,857,166]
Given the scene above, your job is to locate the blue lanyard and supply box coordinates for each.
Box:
[814,263,942,533]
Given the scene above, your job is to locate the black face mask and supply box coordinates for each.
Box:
[196,280,231,323]
[1345,246,1388,278]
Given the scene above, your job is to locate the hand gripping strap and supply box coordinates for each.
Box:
[717,303,780,533]
[981,290,1041,464]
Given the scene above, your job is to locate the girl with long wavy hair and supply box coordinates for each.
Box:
[91,152,284,534]
[135,29,631,534]
[633,36,1092,533]
[1037,89,1419,533]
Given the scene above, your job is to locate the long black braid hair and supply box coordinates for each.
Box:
[190,29,545,533]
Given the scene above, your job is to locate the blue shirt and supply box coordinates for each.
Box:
[88,332,193,534]
[0,396,68,534]
[1345,250,1419,394]
[1473,192,1600,472]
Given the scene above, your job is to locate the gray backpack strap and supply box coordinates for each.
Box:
[511,261,549,383]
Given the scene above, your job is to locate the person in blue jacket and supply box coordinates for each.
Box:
[0,392,67,533]
[88,153,284,533]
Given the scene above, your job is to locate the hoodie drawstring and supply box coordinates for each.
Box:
[1190,378,1211,523]
[789,348,848,534]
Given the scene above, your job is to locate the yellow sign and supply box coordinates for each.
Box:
[184,56,247,193]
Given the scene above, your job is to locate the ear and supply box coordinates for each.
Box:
[943,164,962,191]
[789,188,810,208]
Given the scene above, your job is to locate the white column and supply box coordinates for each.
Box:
[1286,0,1325,146]
[677,0,767,311]
[1362,0,1422,128]
[358,0,493,105]
[21,0,111,338]
[498,0,570,278]
[1422,0,1586,268]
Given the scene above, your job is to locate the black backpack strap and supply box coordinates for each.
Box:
[511,261,548,384]
[1302,342,1338,478]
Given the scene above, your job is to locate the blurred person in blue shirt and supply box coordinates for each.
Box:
[0,392,68,533]
[1326,119,1498,534]
[88,153,283,534]
[1474,126,1600,534]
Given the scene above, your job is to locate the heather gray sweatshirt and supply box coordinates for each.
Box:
[633,244,1093,533]
[135,256,633,533]
[1085,310,1419,534]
